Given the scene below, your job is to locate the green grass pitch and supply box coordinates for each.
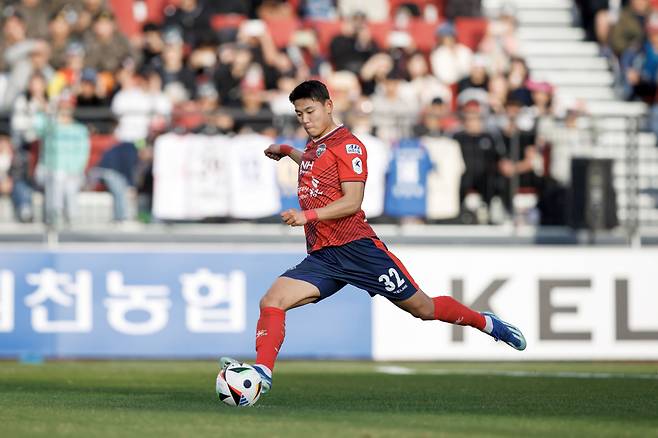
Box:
[0,360,657,437]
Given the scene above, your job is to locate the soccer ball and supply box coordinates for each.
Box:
[216,363,263,407]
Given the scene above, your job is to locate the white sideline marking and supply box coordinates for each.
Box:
[375,366,658,380]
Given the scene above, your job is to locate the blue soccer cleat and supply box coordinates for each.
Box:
[481,312,527,351]
[219,357,272,394]
[252,364,272,395]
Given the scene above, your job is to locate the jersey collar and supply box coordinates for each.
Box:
[312,124,343,144]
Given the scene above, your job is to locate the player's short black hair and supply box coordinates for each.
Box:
[288,80,330,104]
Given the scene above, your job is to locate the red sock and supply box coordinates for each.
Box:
[255,307,286,371]
[432,296,486,330]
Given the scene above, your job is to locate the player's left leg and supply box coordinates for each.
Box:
[393,290,526,351]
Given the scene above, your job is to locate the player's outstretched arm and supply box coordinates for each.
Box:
[264,144,303,165]
[281,181,365,226]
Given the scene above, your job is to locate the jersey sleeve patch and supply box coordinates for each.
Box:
[352,157,363,174]
[345,144,362,155]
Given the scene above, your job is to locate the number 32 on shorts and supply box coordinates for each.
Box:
[378,267,406,293]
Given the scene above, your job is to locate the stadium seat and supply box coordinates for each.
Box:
[454,17,488,51]
[264,17,301,49]
[211,14,247,31]
[108,0,141,37]
[407,18,438,52]
[88,134,118,171]
[307,19,343,57]
[368,21,394,49]
[143,0,167,23]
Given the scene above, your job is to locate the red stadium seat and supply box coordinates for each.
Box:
[264,17,301,48]
[407,18,438,52]
[307,19,343,57]
[211,14,247,30]
[368,21,393,49]
[108,0,141,37]
[454,17,488,51]
[87,134,118,171]
[144,0,168,23]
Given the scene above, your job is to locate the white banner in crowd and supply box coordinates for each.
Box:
[153,133,280,220]
[373,247,658,360]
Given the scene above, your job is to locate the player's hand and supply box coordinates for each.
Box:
[280,208,307,227]
[264,144,286,161]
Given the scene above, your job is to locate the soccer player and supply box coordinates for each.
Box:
[221,80,526,394]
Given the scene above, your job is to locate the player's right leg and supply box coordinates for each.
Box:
[222,276,323,395]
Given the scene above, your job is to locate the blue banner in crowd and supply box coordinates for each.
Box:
[0,250,371,359]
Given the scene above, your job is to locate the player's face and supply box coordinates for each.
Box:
[293,98,333,138]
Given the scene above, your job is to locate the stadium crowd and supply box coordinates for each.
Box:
[0,0,617,226]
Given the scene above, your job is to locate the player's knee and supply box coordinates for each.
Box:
[410,302,435,321]
[259,293,285,310]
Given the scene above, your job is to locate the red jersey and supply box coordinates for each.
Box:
[298,125,377,252]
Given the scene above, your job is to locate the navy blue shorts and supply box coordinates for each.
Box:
[281,237,419,302]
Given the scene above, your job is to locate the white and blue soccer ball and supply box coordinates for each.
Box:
[216,363,263,407]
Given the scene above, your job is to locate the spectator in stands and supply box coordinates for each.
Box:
[111,67,171,146]
[418,103,466,223]
[75,67,108,107]
[430,22,473,86]
[189,31,220,79]
[70,0,112,39]
[445,0,482,20]
[287,29,328,79]
[234,71,275,135]
[84,10,135,73]
[214,42,253,107]
[370,70,417,142]
[48,41,85,99]
[387,30,415,77]
[47,7,75,70]
[270,74,297,116]
[11,71,48,147]
[0,132,14,201]
[506,56,533,107]
[610,0,651,57]
[163,0,211,49]
[528,80,555,138]
[360,51,393,95]
[297,0,338,19]
[576,0,612,46]
[6,128,33,222]
[338,0,388,21]
[623,16,658,136]
[208,0,249,15]
[453,100,505,222]
[413,97,460,137]
[487,73,509,116]
[537,100,591,225]
[497,94,542,213]
[87,140,139,223]
[194,109,235,135]
[15,0,48,39]
[326,70,361,122]
[156,29,197,102]
[0,10,52,110]
[33,90,90,226]
[141,22,164,71]
[404,51,452,108]
[329,12,379,75]
[457,54,489,95]
[478,2,519,75]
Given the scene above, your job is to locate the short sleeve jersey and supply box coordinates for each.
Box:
[298,125,377,252]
